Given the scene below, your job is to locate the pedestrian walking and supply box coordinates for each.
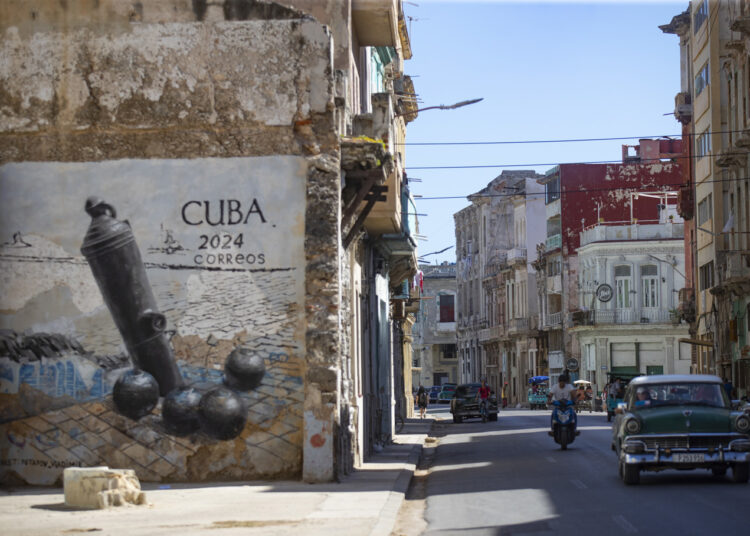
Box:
[417,385,428,419]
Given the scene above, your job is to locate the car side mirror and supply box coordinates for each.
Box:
[615,402,627,415]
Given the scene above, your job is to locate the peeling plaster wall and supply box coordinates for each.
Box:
[1,4,343,484]
[558,162,684,254]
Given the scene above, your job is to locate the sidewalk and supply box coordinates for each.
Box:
[0,418,434,536]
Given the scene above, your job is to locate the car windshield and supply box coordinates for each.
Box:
[628,382,729,409]
[455,385,479,398]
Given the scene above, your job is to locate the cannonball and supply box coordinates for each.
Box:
[162,387,202,436]
[198,386,247,440]
[113,369,159,420]
[223,347,265,391]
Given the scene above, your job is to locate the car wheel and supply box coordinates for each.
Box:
[622,463,640,485]
[711,466,727,477]
[454,415,462,424]
[731,463,749,483]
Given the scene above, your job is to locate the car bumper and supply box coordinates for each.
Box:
[619,435,750,468]
[621,450,750,468]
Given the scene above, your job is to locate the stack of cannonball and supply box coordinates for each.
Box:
[112,347,265,440]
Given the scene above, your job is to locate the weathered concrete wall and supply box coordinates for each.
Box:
[0,16,334,161]
[1,4,343,484]
[557,163,683,254]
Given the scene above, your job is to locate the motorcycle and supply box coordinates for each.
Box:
[549,399,579,450]
[479,399,488,423]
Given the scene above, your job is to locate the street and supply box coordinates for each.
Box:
[407,405,750,535]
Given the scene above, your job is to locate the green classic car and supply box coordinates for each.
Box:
[611,374,750,485]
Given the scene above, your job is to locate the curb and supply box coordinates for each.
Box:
[371,419,435,536]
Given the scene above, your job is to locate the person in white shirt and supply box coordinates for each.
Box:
[549,374,577,403]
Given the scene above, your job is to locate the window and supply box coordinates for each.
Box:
[699,261,714,290]
[546,176,560,204]
[693,1,707,33]
[439,294,455,322]
[441,344,457,359]
[641,265,659,308]
[694,62,709,97]
[698,194,713,225]
[696,128,711,159]
[615,265,632,308]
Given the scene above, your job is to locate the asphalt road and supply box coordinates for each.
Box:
[419,406,750,535]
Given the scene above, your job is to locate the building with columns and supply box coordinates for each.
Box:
[569,192,691,396]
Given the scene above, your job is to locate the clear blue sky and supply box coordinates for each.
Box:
[403,0,687,265]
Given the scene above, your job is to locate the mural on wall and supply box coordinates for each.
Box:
[0,157,307,485]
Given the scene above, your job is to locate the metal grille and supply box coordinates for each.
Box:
[637,434,741,450]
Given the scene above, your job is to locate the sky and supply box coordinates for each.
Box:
[401,0,688,265]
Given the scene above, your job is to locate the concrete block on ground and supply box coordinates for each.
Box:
[63,466,147,509]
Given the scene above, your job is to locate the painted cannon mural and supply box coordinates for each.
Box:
[0,158,307,485]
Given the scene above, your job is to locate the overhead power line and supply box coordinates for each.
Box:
[414,174,749,201]
[406,150,750,170]
[399,128,748,146]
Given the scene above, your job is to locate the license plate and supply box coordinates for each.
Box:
[673,453,705,463]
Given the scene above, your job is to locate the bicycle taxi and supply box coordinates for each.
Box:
[604,372,640,421]
[527,376,549,410]
[573,379,593,413]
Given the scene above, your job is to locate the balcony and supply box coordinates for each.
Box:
[580,221,683,247]
[507,248,527,264]
[545,234,562,252]
[714,147,748,169]
[713,251,750,296]
[352,0,401,47]
[569,309,595,327]
[507,318,528,334]
[436,321,457,333]
[484,252,507,278]
[478,325,504,343]
[543,311,563,328]
[673,91,692,125]
[678,287,696,323]
[592,308,675,325]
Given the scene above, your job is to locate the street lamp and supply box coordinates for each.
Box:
[397,98,483,118]
[413,98,483,113]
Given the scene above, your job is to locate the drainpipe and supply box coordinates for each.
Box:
[635,341,641,374]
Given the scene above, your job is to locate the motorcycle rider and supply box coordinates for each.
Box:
[548,372,577,429]
[549,372,577,404]
[476,378,491,417]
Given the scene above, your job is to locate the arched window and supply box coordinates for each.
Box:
[615,265,632,308]
[641,265,659,308]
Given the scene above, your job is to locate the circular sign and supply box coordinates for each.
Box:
[566,357,579,371]
[596,283,613,303]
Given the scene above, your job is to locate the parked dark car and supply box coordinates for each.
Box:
[450,383,499,422]
[428,385,441,404]
[611,374,750,485]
